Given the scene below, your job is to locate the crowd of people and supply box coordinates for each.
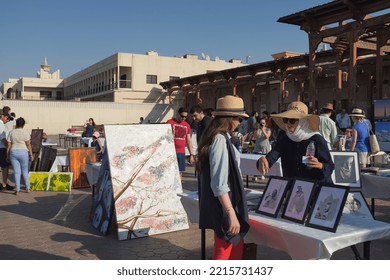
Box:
[166,95,376,260]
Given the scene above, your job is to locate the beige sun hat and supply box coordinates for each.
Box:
[212,95,249,118]
[271,101,320,132]
[349,108,365,118]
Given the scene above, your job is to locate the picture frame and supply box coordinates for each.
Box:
[281,178,317,224]
[48,172,73,192]
[306,183,349,232]
[255,176,290,217]
[342,191,374,219]
[330,151,361,188]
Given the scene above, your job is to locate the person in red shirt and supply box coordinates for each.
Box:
[167,107,195,179]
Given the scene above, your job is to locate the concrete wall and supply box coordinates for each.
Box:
[1,100,176,135]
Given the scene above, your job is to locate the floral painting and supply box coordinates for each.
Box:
[48,172,73,192]
[29,172,50,191]
[104,124,189,240]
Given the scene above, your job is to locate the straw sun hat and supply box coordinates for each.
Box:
[271,101,320,132]
[348,108,365,118]
[212,95,249,118]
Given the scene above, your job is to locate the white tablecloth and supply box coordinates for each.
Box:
[361,173,390,199]
[178,189,263,224]
[86,162,102,186]
[240,154,283,177]
[49,155,68,172]
[246,211,390,259]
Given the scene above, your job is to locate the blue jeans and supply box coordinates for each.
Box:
[10,149,30,192]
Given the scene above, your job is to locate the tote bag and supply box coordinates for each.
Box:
[367,123,380,154]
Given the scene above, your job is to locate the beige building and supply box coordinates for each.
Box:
[2,51,244,104]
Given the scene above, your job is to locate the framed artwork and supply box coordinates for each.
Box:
[29,172,50,191]
[68,147,97,188]
[255,176,290,217]
[306,183,349,232]
[330,151,361,188]
[343,191,374,219]
[48,172,73,192]
[281,178,317,224]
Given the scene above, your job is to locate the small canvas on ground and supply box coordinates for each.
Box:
[29,172,50,191]
[104,124,189,240]
[48,172,73,192]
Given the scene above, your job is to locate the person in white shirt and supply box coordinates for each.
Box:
[0,109,12,192]
[319,103,338,150]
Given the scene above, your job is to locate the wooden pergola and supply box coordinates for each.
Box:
[160,0,390,113]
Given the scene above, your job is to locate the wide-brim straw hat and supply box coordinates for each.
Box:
[212,95,249,118]
[271,101,320,132]
[321,103,334,111]
[349,108,365,118]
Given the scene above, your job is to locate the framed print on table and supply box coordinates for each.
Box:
[330,151,361,188]
[281,178,317,224]
[306,183,349,232]
[255,176,291,217]
[343,191,374,219]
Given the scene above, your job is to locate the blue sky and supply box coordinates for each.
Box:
[1,0,327,83]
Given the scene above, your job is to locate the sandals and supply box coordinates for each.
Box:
[26,189,31,193]
[14,191,19,196]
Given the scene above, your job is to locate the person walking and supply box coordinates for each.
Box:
[167,107,195,179]
[319,103,338,150]
[6,117,33,195]
[257,101,334,183]
[197,95,250,260]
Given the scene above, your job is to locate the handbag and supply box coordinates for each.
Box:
[369,131,380,154]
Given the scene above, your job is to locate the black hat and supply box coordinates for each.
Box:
[0,109,11,119]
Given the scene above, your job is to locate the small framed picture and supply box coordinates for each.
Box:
[330,151,361,188]
[306,183,349,232]
[255,176,291,217]
[281,178,317,224]
[343,191,374,219]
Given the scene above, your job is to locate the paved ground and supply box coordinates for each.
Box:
[1,165,390,260]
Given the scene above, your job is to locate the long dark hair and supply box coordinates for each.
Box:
[196,116,236,172]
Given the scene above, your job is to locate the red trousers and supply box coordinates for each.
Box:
[213,233,244,260]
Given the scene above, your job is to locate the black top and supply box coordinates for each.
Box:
[196,116,212,143]
[266,134,334,183]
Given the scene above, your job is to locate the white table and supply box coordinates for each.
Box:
[246,211,390,260]
[49,155,68,172]
[64,133,82,147]
[42,142,58,147]
[240,154,282,187]
[86,162,102,186]
[361,173,390,199]
[178,189,263,224]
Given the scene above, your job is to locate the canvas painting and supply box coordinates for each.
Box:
[104,124,189,240]
[31,129,44,153]
[90,153,114,236]
[256,176,290,217]
[39,147,58,171]
[48,172,73,192]
[29,172,50,191]
[68,147,97,188]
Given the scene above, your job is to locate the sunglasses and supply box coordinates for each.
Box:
[282,118,298,124]
[180,114,187,118]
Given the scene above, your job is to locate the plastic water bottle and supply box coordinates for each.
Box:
[306,141,315,158]
[303,141,315,167]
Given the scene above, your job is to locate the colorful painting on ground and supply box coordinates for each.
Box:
[48,172,73,192]
[104,124,189,240]
[90,153,114,236]
[29,172,50,191]
[68,147,97,188]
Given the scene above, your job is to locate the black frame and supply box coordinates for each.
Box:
[255,176,291,217]
[281,177,317,224]
[306,183,349,232]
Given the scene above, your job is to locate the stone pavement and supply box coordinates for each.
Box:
[0,165,389,260]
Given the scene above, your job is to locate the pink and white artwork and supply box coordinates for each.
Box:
[104,124,189,240]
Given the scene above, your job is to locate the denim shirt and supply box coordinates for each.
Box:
[209,133,241,196]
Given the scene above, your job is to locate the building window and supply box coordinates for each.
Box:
[169,76,180,81]
[40,91,52,99]
[146,75,157,84]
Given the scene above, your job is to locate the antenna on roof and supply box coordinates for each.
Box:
[201,52,206,60]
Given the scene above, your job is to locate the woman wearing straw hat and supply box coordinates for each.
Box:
[257,101,334,183]
[197,95,250,260]
[349,108,370,168]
